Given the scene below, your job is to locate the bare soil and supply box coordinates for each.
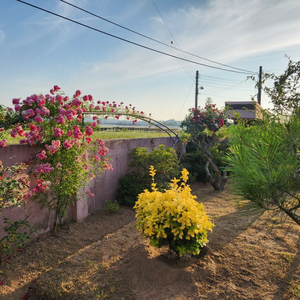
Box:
[1,183,300,300]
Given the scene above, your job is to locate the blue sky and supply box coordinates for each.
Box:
[1,0,300,120]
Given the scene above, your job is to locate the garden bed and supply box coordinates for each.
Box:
[1,183,300,299]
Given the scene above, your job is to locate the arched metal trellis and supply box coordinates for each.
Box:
[83,111,185,159]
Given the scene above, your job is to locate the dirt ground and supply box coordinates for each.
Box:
[1,182,300,300]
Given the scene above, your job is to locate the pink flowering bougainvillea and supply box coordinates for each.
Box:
[1,86,146,233]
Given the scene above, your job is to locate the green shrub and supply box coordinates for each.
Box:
[102,200,120,214]
[116,174,150,207]
[116,145,180,207]
[134,166,214,257]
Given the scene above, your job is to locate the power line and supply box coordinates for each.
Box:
[60,0,257,75]
[147,0,196,78]
[139,0,195,79]
[17,0,256,74]
[201,74,254,84]
[201,93,255,101]
[199,79,255,90]
[176,81,194,120]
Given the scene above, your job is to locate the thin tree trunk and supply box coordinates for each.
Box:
[203,155,227,191]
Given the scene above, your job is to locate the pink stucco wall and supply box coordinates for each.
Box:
[0,137,176,239]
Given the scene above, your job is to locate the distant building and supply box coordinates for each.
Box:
[225,101,263,123]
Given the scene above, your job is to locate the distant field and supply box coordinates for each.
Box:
[3,130,175,145]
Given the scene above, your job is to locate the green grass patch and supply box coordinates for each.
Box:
[3,130,174,145]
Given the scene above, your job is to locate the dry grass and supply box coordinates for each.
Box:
[1,183,300,299]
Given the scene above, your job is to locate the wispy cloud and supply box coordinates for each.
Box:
[0,28,5,43]
[164,0,300,64]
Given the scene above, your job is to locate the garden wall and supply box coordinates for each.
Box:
[0,137,176,239]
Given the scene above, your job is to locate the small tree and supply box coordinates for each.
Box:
[226,58,300,226]
[262,56,300,115]
[225,113,300,225]
[181,101,228,191]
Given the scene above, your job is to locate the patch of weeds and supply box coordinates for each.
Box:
[103,200,120,214]
[290,280,300,298]
[83,258,93,266]
[281,252,295,263]
[96,276,116,299]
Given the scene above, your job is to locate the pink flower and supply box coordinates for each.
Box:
[65,109,76,121]
[34,114,44,124]
[85,126,93,136]
[71,98,82,107]
[67,130,73,137]
[75,90,81,97]
[74,131,83,139]
[56,162,62,168]
[53,85,60,92]
[37,96,46,107]
[36,150,47,160]
[22,109,35,118]
[45,140,61,154]
[35,163,54,174]
[15,104,22,111]
[55,115,65,124]
[12,98,20,105]
[54,127,64,138]
[87,189,94,197]
[56,94,63,104]
[58,107,66,115]
[0,139,7,148]
[63,139,73,150]
[40,107,50,116]
[10,129,18,138]
[86,137,92,144]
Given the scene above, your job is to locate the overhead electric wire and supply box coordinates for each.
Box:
[200,78,255,90]
[60,0,257,75]
[176,81,194,120]
[144,0,196,78]
[62,0,195,80]
[201,74,254,84]
[138,0,195,79]
[201,93,255,101]
[17,0,256,75]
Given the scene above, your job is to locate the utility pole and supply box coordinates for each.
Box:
[195,70,199,109]
[257,66,262,106]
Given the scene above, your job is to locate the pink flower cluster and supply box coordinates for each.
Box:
[32,179,50,193]
[36,150,47,160]
[3,85,145,204]
[45,140,61,154]
[35,163,54,174]
[10,125,25,138]
[96,139,108,156]
[62,139,74,150]
[0,139,7,148]
[87,189,94,197]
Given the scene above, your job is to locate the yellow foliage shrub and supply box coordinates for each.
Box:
[134,166,214,257]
